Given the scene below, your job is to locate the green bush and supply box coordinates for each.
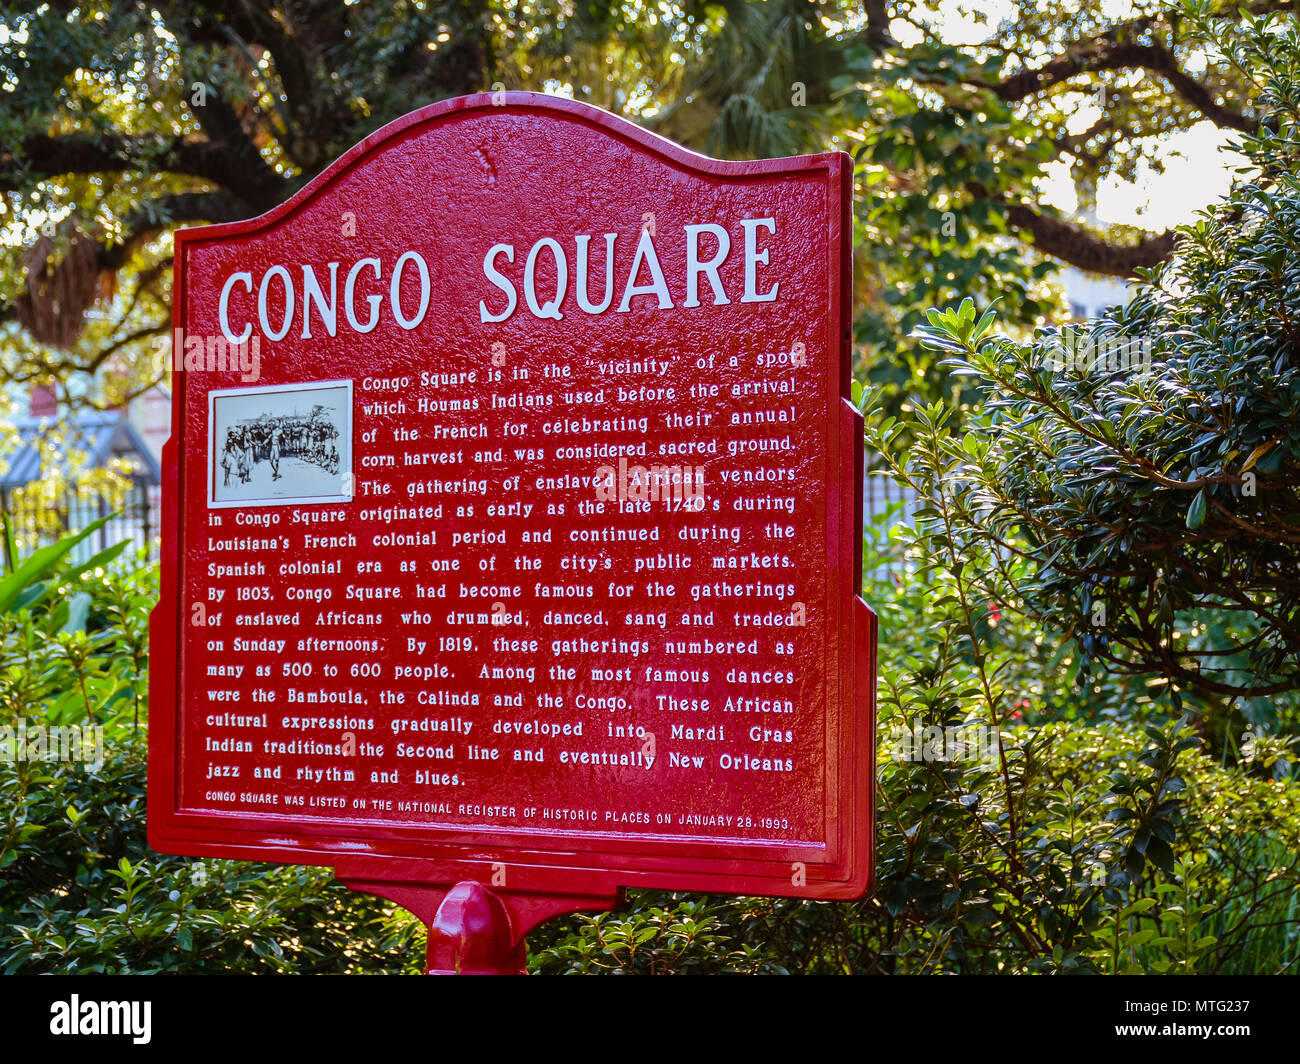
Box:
[4,508,1298,974]
[904,10,1300,713]
[1,732,424,974]
[529,499,1300,974]
[0,523,424,974]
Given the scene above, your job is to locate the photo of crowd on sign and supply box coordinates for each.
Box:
[221,415,341,486]
[208,381,353,507]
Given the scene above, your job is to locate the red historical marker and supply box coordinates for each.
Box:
[149,92,875,974]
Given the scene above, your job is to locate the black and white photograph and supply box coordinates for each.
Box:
[208,380,352,507]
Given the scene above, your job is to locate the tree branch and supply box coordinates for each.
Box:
[862,0,896,53]
[969,182,1176,276]
[992,39,1255,135]
[182,93,289,209]
[101,191,256,272]
[1005,202,1176,277]
[0,131,286,210]
[0,192,253,332]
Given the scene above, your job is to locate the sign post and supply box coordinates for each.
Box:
[149,93,875,973]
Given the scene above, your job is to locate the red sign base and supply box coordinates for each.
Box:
[341,878,621,974]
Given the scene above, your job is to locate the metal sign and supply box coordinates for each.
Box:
[149,92,874,971]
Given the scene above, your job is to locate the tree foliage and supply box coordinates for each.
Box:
[0,0,1279,412]
[903,9,1300,704]
[531,496,1300,974]
[4,519,1296,974]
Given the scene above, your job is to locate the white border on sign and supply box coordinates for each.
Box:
[207,378,354,508]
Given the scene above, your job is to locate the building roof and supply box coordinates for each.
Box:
[0,410,162,491]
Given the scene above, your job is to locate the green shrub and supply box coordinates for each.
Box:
[4,517,1297,975]
[0,524,424,974]
[528,453,1300,974]
[904,10,1300,712]
[1,731,425,974]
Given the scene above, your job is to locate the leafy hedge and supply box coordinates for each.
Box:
[903,11,1300,708]
[2,505,1299,973]
[527,504,1300,974]
[0,522,422,974]
[2,732,423,974]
